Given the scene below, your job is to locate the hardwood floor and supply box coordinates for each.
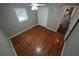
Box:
[11,25,64,56]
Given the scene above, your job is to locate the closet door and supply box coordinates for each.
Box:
[62,18,79,56]
[37,6,48,27]
[65,7,78,40]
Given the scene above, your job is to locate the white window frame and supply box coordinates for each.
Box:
[15,8,28,22]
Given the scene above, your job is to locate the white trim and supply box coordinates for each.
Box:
[64,6,77,40]
[9,24,38,39]
[61,39,66,56]
[9,24,38,56]
[56,6,77,32]
[61,7,78,55]
[56,7,66,55]
[37,24,57,32]
[56,6,65,32]
[9,24,57,39]
[9,24,58,56]
[9,38,17,56]
[70,6,77,23]
[46,26,56,32]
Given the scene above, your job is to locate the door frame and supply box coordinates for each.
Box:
[56,6,77,36]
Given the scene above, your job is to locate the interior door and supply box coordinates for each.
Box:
[64,18,78,40]
[38,6,48,27]
[64,7,78,40]
[62,18,79,56]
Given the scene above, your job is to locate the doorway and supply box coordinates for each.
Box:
[57,6,76,35]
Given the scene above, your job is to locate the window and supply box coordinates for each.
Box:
[15,8,28,22]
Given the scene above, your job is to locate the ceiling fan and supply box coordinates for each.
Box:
[27,3,46,10]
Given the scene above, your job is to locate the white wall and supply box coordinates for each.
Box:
[37,6,48,27]
[47,5,63,31]
[0,4,78,38]
[0,4,37,37]
[0,29,15,56]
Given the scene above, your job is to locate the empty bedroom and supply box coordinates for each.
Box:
[0,3,79,56]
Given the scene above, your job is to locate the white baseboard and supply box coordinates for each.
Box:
[9,38,17,56]
[9,24,57,39]
[45,26,57,32]
[61,39,65,56]
[9,24,38,39]
[37,24,57,32]
[9,24,57,56]
[9,24,38,56]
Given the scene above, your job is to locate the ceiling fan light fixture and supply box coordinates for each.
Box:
[31,6,38,10]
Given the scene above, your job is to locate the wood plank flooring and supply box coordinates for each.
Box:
[11,25,64,56]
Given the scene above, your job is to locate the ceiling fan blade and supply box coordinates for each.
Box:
[37,4,46,6]
[26,4,46,7]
